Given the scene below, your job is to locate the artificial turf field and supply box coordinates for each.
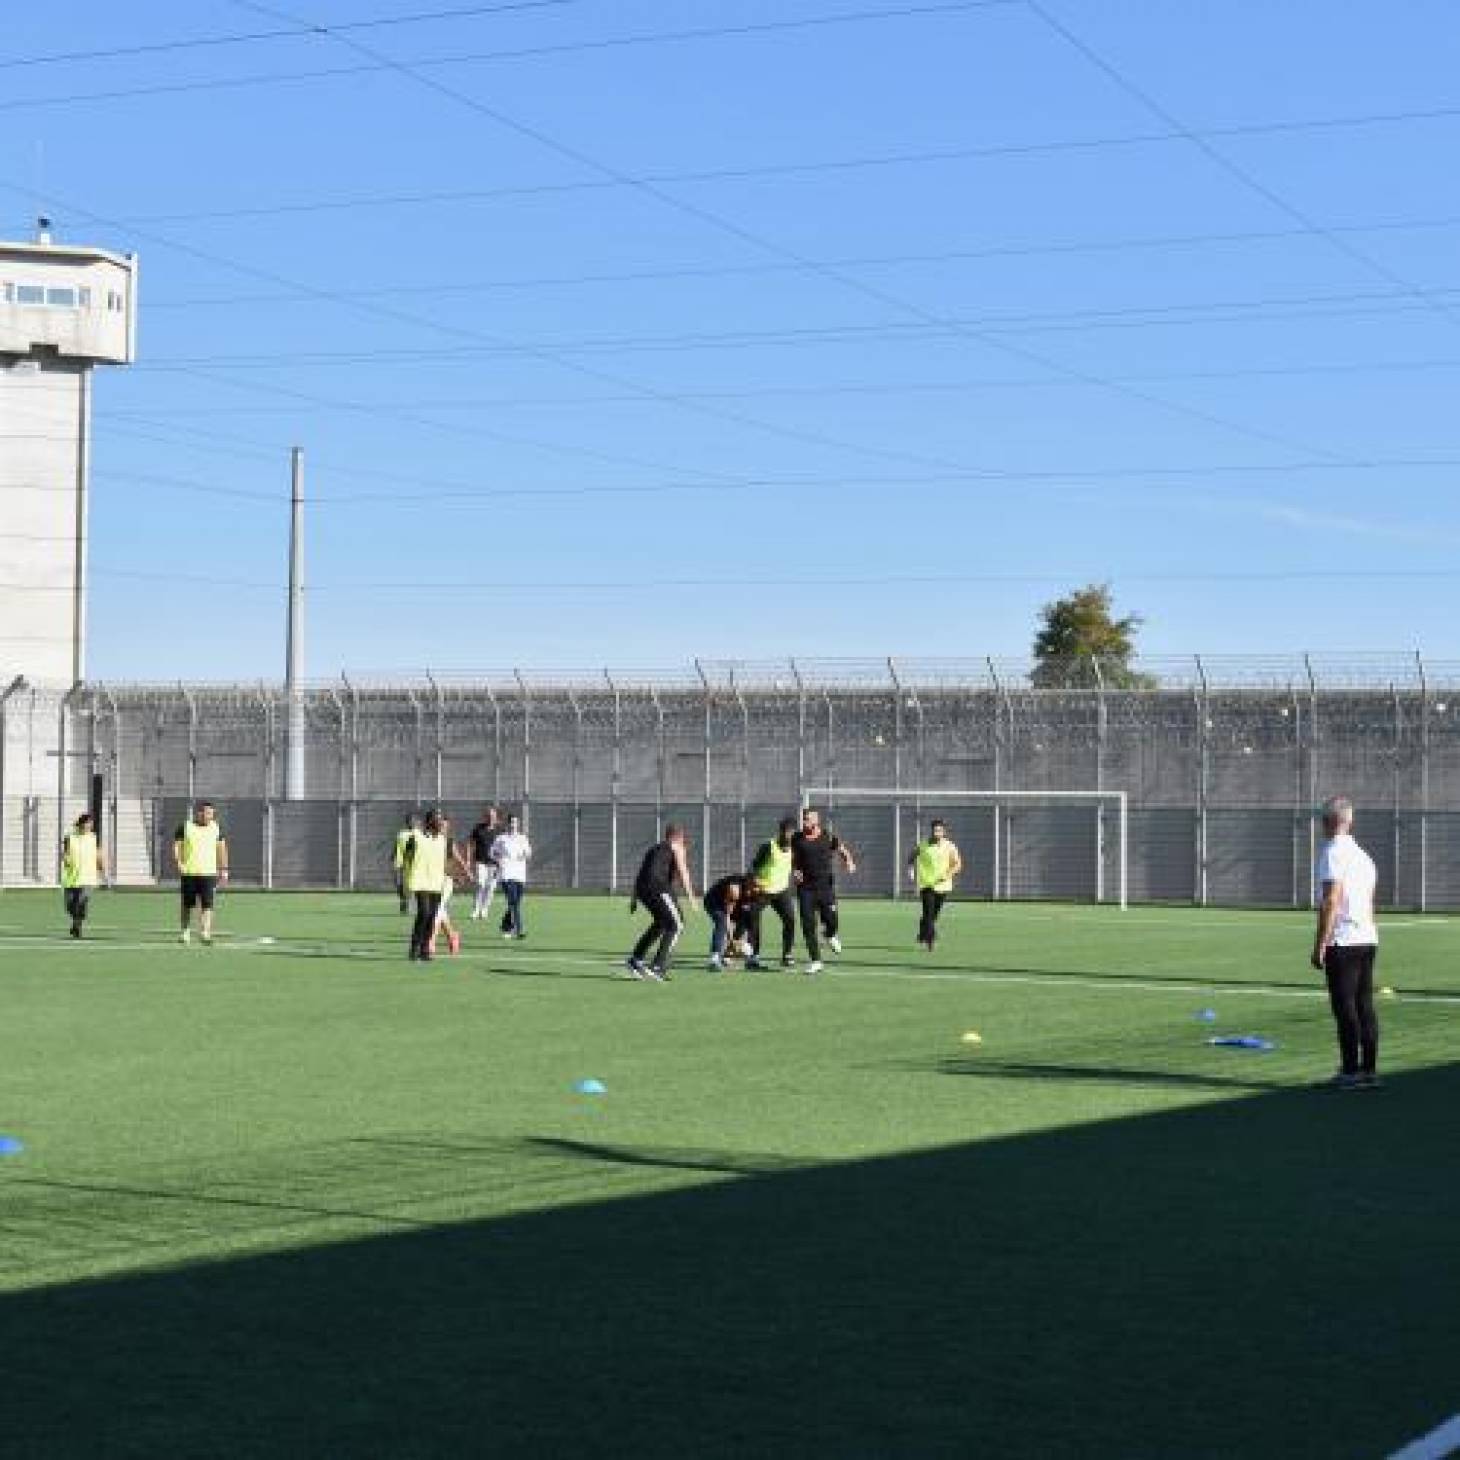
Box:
[0,889,1456,1459]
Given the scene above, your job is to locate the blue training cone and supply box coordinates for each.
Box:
[0,1135,24,1156]
[573,1078,607,1096]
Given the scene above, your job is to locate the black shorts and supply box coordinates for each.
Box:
[181,875,218,911]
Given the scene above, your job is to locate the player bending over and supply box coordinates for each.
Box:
[626,824,697,982]
[792,806,857,973]
[702,874,744,971]
[61,812,107,938]
[909,819,962,950]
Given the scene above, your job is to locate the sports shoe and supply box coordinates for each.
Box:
[643,965,667,983]
[1321,1072,1363,1090]
[781,955,796,969]
[805,960,825,975]
[624,956,648,979]
[69,924,81,939]
[1357,1072,1383,1090]
[447,930,461,955]
[828,935,842,955]
[200,933,212,946]
[179,928,191,945]
[745,957,765,971]
[707,955,725,971]
[503,930,516,940]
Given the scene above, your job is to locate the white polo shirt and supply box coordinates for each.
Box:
[1315,832,1378,947]
[491,831,531,883]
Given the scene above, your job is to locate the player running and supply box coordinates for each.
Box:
[909,819,962,950]
[743,818,798,971]
[174,801,229,946]
[702,874,744,971]
[792,806,857,973]
[429,813,469,957]
[626,824,696,981]
[60,811,106,938]
[464,806,501,922]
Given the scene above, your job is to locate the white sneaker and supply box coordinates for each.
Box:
[179,929,190,945]
[806,960,825,975]
[828,936,842,955]
[708,955,725,971]
[624,956,648,980]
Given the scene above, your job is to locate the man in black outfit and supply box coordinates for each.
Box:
[464,805,501,922]
[626,824,697,982]
[791,807,857,974]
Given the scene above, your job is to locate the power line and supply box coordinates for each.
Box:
[0,1,594,71]
[144,212,1460,310]
[228,0,1370,467]
[8,564,1454,597]
[129,284,1460,371]
[111,103,1460,227]
[1023,0,1460,333]
[0,2,1013,112]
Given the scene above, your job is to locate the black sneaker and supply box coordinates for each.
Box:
[1321,1072,1362,1091]
[69,924,81,939]
[781,955,796,970]
[624,957,648,980]
[1357,1072,1383,1091]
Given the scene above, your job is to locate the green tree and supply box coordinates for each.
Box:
[1030,583,1154,689]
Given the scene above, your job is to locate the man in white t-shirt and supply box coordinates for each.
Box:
[490,813,532,939]
[1311,795,1381,1090]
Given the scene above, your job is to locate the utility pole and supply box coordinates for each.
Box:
[284,446,306,800]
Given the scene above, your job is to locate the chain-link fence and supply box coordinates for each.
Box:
[3,655,1458,907]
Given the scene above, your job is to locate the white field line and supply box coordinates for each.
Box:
[1387,1414,1460,1460]
[2,931,1460,1007]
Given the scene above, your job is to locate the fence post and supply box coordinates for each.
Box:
[605,670,620,893]
[427,672,444,806]
[791,658,806,795]
[650,686,665,837]
[330,687,347,889]
[1416,652,1429,911]
[1392,680,1403,907]
[514,670,531,830]
[344,674,359,890]
[889,658,903,901]
[262,692,275,889]
[101,686,119,879]
[1093,657,1106,905]
[0,676,25,888]
[1314,657,1325,905]
[732,668,748,873]
[695,660,711,891]
[568,688,583,890]
[1194,655,1209,906]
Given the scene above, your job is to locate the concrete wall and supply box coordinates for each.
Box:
[0,360,86,684]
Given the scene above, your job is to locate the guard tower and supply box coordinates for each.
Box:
[0,220,137,686]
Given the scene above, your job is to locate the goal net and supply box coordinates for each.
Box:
[798,788,1128,909]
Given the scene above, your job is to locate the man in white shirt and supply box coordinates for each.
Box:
[1311,795,1381,1090]
[490,813,532,939]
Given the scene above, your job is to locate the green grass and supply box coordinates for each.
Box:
[1,889,1456,1457]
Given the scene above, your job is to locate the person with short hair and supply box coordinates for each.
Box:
[791,806,857,973]
[174,801,228,946]
[465,806,501,922]
[402,808,449,963]
[393,811,420,913]
[742,818,798,970]
[626,824,696,981]
[909,819,962,950]
[61,811,106,938]
[702,874,744,971]
[490,813,532,939]
[430,813,468,957]
[1312,796,1381,1090]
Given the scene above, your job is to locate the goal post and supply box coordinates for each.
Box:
[798,787,1129,910]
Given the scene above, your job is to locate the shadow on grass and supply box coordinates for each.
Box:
[2,1065,1456,1459]
[932,1057,1289,1092]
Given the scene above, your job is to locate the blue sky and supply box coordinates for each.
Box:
[4,0,1460,678]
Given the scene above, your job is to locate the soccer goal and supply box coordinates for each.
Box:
[798,787,1129,909]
